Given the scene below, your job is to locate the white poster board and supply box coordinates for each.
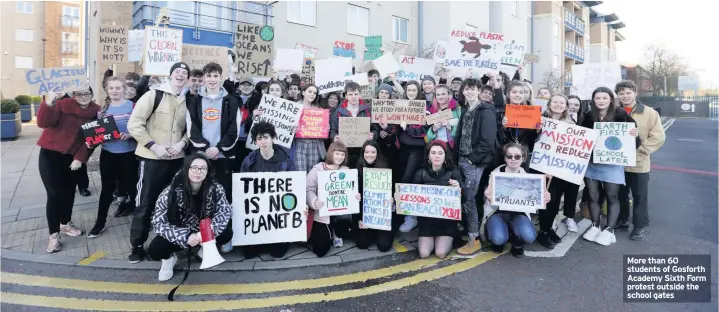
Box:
[433,40,448,63]
[346,73,369,86]
[593,122,637,166]
[490,172,546,214]
[274,49,304,72]
[315,58,353,94]
[444,29,503,79]
[24,66,86,95]
[396,56,436,82]
[395,184,462,220]
[529,119,598,185]
[232,172,307,246]
[128,29,144,62]
[571,62,622,100]
[362,168,393,231]
[246,94,303,150]
[372,53,401,78]
[142,27,183,76]
[318,169,360,217]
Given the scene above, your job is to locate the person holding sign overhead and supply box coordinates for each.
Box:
[580,87,640,246]
[329,82,375,168]
[292,84,327,173]
[37,83,100,253]
[355,140,395,252]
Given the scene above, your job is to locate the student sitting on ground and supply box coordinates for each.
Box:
[355,140,395,252]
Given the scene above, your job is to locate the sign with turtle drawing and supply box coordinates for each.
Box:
[444,29,504,78]
[490,172,546,214]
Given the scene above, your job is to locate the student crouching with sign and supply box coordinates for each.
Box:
[329,82,374,167]
[239,121,297,258]
[356,140,395,252]
[580,87,640,246]
[292,84,327,173]
[483,143,550,257]
[149,153,232,281]
[412,141,463,259]
[37,84,100,252]
[88,77,138,238]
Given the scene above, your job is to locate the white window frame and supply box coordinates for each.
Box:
[287,1,316,27]
[15,56,33,69]
[62,5,79,17]
[16,2,33,14]
[15,29,34,42]
[510,1,518,17]
[392,16,408,44]
[346,4,369,37]
[553,21,559,38]
[553,55,559,70]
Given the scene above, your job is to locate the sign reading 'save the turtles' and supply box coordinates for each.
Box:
[235,23,275,77]
[444,29,503,79]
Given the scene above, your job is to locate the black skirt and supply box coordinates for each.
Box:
[417,216,458,238]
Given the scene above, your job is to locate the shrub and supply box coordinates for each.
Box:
[1,99,20,114]
[31,95,42,103]
[14,95,32,106]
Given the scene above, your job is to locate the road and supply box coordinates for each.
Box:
[1,118,717,312]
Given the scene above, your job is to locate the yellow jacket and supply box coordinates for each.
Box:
[626,102,665,173]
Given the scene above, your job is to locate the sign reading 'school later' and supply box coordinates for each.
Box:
[232,172,307,246]
[362,168,392,231]
[593,122,636,167]
[318,169,359,217]
[395,184,461,220]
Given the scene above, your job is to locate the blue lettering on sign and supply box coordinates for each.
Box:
[530,151,586,175]
[25,68,87,85]
[332,47,356,59]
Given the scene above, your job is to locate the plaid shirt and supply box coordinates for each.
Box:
[293,138,326,173]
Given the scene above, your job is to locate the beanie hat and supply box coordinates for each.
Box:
[169,62,190,78]
[421,75,436,85]
[378,83,394,96]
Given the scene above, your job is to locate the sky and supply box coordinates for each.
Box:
[599,0,719,88]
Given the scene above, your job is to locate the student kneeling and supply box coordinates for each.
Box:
[148,153,232,281]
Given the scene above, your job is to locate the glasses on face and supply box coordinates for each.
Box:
[505,154,522,160]
[73,92,92,97]
[190,166,208,173]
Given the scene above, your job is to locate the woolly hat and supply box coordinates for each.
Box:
[169,62,190,78]
[378,83,394,96]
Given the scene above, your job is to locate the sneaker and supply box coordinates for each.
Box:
[491,244,504,253]
[128,246,146,263]
[59,222,84,236]
[220,241,234,254]
[510,246,525,258]
[537,231,556,249]
[595,229,615,246]
[629,227,646,241]
[565,218,578,233]
[583,225,601,242]
[86,223,105,238]
[158,254,177,282]
[46,233,62,253]
[547,229,562,244]
[457,238,481,255]
[399,216,418,233]
[614,221,631,231]
[114,202,134,217]
[79,189,91,197]
[333,237,344,248]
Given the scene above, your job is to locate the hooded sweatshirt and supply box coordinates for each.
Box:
[306,162,350,224]
[426,98,462,147]
[186,86,240,158]
[240,145,296,173]
[329,98,373,141]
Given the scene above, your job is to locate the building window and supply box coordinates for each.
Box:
[510,1,518,17]
[287,1,316,26]
[553,55,559,69]
[347,4,369,36]
[15,56,33,69]
[62,6,79,17]
[15,29,34,42]
[62,5,80,28]
[165,1,196,27]
[199,1,233,32]
[62,58,79,67]
[392,16,408,43]
[16,1,32,14]
[553,22,559,37]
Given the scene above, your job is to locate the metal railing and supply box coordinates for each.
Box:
[564,8,585,35]
[564,41,584,63]
[61,15,80,28]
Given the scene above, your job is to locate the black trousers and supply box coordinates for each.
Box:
[399,146,425,183]
[356,228,394,252]
[38,148,78,235]
[618,172,650,228]
[211,158,232,203]
[146,225,233,260]
[130,157,183,247]
[75,163,89,190]
[96,150,138,226]
[243,243,289,259]
[539,178,580,232]
[232,142,251,173]
[308,221,333,257]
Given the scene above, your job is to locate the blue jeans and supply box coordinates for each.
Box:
[486,211,536,247]
[459,157,483,237]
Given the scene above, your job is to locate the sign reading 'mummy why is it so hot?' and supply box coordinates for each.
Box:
[318,169,359,217]
[395,184,462,220]
[530,119,598,185]
[232,172,307,246]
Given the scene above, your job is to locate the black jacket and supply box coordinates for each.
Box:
[454,102,499,166]
[186,92,240,157]
[412,166,465,201]
[580,108,642,162]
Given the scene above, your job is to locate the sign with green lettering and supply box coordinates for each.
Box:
[364,35,382,61]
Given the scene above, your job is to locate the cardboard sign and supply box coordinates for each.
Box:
[24,66,86,95]
[246,95,303,150]
[112,63,137,79]
[182,44,228,79]
[333,40,356,58]
[371,99,427,125]
[235,23,275,77]
[142,27,183,76]
[318,169,360,217]
[81,116,120,147]
[395,184,461,220]
[593,122,637,166]
[295,43,318,58]
[444,29,503,78]
[396,56,436,82]
[232,172,307,246]
[301,58,315,85]
[500,39,525,66]
[571,62,622,100]
[505,104,542,129]
[315,58,353,94]
[297,108,329,139]
[490,172,546,214]
[99,25,128,63]
[127,29,144,62]
[524,53,540,63]
[274,49,304,72]
[362,168,393,231]
[338,117,370,147]
[372,53,401,78]
[360,84,376,100]
[529,119,598,185]
[425,109,454,125]
[364,35,382,61]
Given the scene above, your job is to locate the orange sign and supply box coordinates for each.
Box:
[505,104,542,129]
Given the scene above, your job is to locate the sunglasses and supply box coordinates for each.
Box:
[505,154,522,160]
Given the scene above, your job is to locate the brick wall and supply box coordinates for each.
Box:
[44,1,81,67]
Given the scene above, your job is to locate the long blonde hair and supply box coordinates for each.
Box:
[102,76,126,114]
[543,94,570,122]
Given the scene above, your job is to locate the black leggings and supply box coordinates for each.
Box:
[75,163,89,190]
[309,221,333,257]
[356,228,394,252]
[585,178,620,229]
[243,243,289,259]
[399,146,425,183]
[39,148,77,235]
[147,225,233,260]
[539,178,580,231]
[96,150,137,226]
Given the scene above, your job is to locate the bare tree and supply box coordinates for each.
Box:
[538,69,564,94]
[642,45,688,96]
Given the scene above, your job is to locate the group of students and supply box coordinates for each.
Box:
[36,58,664,281]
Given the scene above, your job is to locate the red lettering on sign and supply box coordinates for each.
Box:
[441,207,461,220]
[399,194,431,204]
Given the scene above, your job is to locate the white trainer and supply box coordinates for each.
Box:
[594,229,615,246]
[399,216,418,233]
[583,226,601,242]
[158,254,177,282]
[565,218,578,233]
[333,236,344,248]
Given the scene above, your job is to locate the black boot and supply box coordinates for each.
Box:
[537,231,556,249]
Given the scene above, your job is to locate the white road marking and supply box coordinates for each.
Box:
[524,219,592,258]
[663,118,676,130]
[677,138,703,142]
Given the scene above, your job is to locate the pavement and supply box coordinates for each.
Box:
[2,117,718,312]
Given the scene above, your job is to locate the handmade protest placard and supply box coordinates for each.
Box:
[333,40,356,58]
[524,53,540,63]
[24,66,86,95]
[444,29,503,78]
[571,62,621,100]
[235,23,275,77]
[301,58,315,85]
[81,116,120,147]
[397,56,436,82]
[274,49,304,72]
[360,84,376,100]
[318,169,359,217]
[99,25,128,63]
[425,109,454,125]
[315,58,353,94]
[246,94,303,150]
[127,29,144,62]
[372,53,401,78]
[362,168,393,231]
[112,63,137,79]
[297,108,329,139]
[346,73,369,86]
[500,39,525,66]
[295,43,318,58]
[505,104,542,129]
[232,171,307,246]
[371,99,426,125]
[529,119,598,185]
[182,44,227,79]
[364,36,382,61]
[593,122,637,166]
[490,172,546,214]
[395,184,461,220]
[142,27,183,76]
[338,117,370,147]
[433,40,448,63]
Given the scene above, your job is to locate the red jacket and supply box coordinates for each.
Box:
[36,98,100,162]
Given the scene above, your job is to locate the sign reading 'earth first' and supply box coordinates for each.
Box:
[593,122,637,167]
